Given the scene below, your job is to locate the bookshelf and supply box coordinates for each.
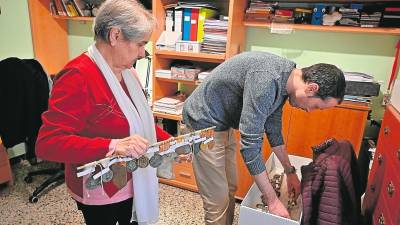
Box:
[52,15,94,21]
[243,21,400,35]
[150,0,374,199]
[154,50,226,63]
[151,0,248,197]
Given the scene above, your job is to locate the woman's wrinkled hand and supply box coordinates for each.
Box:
[106,135,149,158]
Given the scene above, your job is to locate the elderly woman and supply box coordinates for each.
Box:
[35,0,170,225]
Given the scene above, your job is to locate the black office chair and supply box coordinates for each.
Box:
[23,138,65,203]
[0,57,64,203]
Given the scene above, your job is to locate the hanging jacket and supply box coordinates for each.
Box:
[301,139,362,225]
[0,57,50,159]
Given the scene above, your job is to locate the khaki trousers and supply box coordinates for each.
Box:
[193,129,237,225]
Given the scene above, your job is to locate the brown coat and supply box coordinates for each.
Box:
[301,139,362,225]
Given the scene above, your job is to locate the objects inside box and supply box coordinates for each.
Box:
[239,154,312,225]
[251,169,301,222]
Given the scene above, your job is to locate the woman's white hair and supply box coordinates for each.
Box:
[93,0,155,42]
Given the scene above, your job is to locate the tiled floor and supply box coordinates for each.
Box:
[0,160,240,225]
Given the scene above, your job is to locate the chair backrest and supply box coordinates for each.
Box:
[0,57,50,160]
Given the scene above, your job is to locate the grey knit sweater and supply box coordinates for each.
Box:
[182,51,296,175]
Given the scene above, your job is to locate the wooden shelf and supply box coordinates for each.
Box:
[52,15,94,21]
[154,50,226,63]
[153,111,182,121]
[244,21,400,35]
[337,101,370,111]
[155,77,200,86]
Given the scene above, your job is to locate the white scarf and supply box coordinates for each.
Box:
[88,44,158,225]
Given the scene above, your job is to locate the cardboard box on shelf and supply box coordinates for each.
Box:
[175,40,201,53]
[171,66,201,81]
[238,153,312,225]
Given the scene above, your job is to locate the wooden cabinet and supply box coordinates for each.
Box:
[286,101,369,158]
[235,101,369,199]
[0,141,13,186]
[364,105,400,225]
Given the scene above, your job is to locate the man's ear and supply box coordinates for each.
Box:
[305,82,319,96]
[109,27,121,46]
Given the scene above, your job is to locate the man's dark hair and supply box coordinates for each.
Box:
[301,63,346,103]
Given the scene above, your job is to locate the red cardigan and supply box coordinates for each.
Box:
[36,53,170,197]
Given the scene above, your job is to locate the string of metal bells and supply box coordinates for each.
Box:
[77,127,216,190]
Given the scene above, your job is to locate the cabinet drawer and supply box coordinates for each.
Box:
[373,194,393,225]
[0,163,12,184]
[389,145,400,181]
[381,163,400,224]
[0,146,8,162]
[173,162,197,187]
[368,149,387,192]
[380,106,400,159]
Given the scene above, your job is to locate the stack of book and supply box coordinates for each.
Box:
[155,69,172,79]
[245,0,276,22]
[201,18,228,54]
[164,2,218,42]
[381,7,400,27]
[153,97,184,115]
[338,7,361,26]
[360,11,382,28]
[344,71,379,103]
[50,0,85,17]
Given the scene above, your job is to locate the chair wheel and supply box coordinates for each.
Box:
[24,176,33,183]
[29,195,38,203]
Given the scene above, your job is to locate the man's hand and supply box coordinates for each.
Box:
[286,173,301,200]
[261,195,290,218]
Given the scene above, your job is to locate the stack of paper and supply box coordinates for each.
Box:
[338,8,361,27]
[344,71,379,103]
[153,97,184,115]
[201,18,228,54]
[343,95,372,103]
[360,12,382,28]
[198,71,211,81]
[344,72,374,83]
[155,70,172,79]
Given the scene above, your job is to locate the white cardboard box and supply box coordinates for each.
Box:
[175,40,201,53]
[238,153,312,225]
[156,31,182,51]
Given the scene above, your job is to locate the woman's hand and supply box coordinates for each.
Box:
[107,135,149,158]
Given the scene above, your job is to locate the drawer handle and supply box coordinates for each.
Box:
[378,214,385,225]
[179,172,192,179]
[397,149,400,161]
[384,127,390,135]
[378,154,383,165]
[387,181,395,197]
